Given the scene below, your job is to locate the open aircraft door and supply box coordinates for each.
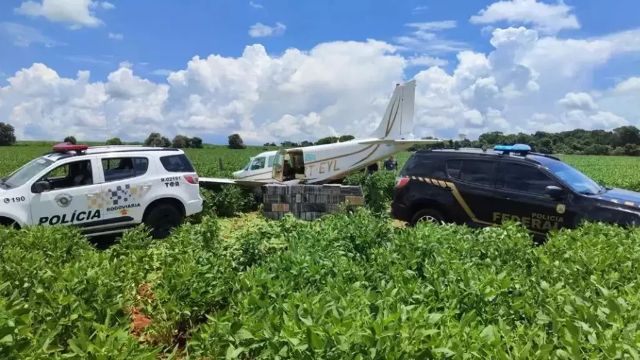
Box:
[272,150,286,182]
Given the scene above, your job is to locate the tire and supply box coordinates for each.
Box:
[410,208,445,227]
[144,204,183,239]
[0,218,19,229]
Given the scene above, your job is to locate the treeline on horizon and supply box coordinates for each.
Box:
[3,121,640,156]
[260,125,640,157]
[424,125,640,156]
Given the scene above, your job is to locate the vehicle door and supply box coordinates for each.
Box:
[445,158,500,227]
[98,155,151,225]
[491,160,574,236]
[272,150,286,182]
[29,157,105,229]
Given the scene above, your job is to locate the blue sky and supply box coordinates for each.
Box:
[3,0,638,83]
[1,0,640,144]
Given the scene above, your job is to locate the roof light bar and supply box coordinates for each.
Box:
[493,143,531,155]
[52,142,89,153]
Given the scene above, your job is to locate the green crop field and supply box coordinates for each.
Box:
[1,143,640,358]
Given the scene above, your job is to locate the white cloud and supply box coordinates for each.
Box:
[249,1,263,9]
[0,22,62,47]
[15,0,109,28]
[406,21,457,31]
[412,6,428,14]
[150,69,172,76]
[614,77,640,93]
[558,92,597,111]
[394,21,468,54]
[65,55,111,65]
[470,0,580,34]
[118,61,133,69]
[589,111,628,128]
[394,30,469,54]
[108,32,123,40]
[248,22,286,38]
[407,56,448,67]
[2,23,640,144]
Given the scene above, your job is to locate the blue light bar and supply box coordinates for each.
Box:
[493,143,531,153]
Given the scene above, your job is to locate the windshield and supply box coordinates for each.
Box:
[536,156,604,195]
[242,158,254,171]
[3,157,54,188]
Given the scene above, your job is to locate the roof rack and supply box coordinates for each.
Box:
[88,145,144,149]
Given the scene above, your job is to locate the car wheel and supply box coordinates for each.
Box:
[0,218,19,229]
[410,208,445,227]
[144,204,183,239]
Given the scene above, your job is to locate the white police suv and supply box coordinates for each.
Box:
[0,143,203,239]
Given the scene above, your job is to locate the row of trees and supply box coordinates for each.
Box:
[61,133,204,149]
[2,121,640,157]
[259,135,356,148]
[143,133,203,149]
[410,126,640,156]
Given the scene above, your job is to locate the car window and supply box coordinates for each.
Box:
[250,157,266,170]
[446,160,462,179]
[459,160,495,186]
[102,157,149,182]
[160,154,195,173]
[38,159,93,191]
[400,155,434,176]
[3,157,54,188]
[267,156,275,167]
[499,163,557,195]
[533,156,603,195]
[448,159,495,187]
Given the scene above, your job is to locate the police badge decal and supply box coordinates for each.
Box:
[55,193,73,207]
[556,204,566,214]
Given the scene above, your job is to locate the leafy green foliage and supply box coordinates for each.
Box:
[344,170,396,214]
[228,134,246,149]
[200,186,258,218]
[106,137,123,145]
[2,204,640,358]
[2,140,640,358]
[63,136,77,144]
[0,122,16,146]
[144,133,171,147]
[419,126,640,156]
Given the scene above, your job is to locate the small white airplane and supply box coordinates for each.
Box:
[200,79,446,188]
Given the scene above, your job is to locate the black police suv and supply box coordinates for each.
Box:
[391,144,640,239]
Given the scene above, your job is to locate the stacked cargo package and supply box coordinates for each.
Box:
[261,184,365,220]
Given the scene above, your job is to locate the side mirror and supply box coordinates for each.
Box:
[545,185,565,200]
[32,180,50,194]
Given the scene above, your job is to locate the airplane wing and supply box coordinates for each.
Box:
[358,138,447,145]
[199,177,273,190]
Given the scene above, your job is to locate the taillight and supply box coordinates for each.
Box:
[184,175,198,184]
[395,177,409,189]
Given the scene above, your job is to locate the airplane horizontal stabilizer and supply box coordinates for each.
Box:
[358,138,447,145]
[199,177,237,185]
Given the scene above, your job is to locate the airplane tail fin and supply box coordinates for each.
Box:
[369,80,416,140]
